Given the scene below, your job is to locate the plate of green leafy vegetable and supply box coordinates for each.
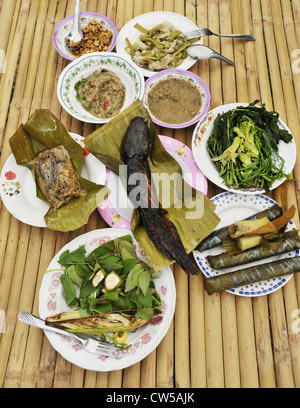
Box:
[39,229,175,371]
[192,101,296,194]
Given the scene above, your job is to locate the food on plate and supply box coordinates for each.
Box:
[207,100,293,191]
[29,146,86,211]
[84,99,220,273]
[207,230,300,270]
[125,21,198,71]
[67,19,113,57]
[9,109,109,231]
[147,78,202,124]
[75,69,126,119]
[204,256,300,295]
[222,205,296,254]
[198,203,283,252]
[45,235,162,348]
[121,116,200,275]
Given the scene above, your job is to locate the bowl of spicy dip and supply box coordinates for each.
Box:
[53,12,118,61]
[142,69,210,129]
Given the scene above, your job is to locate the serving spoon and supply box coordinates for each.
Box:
[66,0,83,50]
[187,44,235,66]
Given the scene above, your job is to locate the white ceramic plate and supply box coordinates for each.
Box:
[116,11,202,77]
[53,12,118,61]
[57,52,145,124]
[142,69,210,129]
[193,193,297,297]
[0,134,106,228]
[98,135,208,230]
[192,103,297,195]
[39,228,176,372]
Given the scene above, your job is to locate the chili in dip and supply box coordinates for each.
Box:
[147,78,202,124]
[75,69,126,119]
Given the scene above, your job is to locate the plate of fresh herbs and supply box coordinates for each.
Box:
[192,101,296,194]
[39,229,175,371]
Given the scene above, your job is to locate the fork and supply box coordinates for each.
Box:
[185,28,255,41]
[18,311,117,357]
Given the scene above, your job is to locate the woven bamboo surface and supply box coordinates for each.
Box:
[0,0,299,389]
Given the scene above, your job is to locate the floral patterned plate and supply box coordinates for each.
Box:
[142,69,210,129]
[98,135,208,230]
[0,134,106,228]
[193,193,297,297]
[39,228,176,372]
[57,52,145,124]
[53,12,118,61]
[192,103,296,195]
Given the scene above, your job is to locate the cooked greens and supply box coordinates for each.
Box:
[207,101,293,191]
[125,21,199,71]
[55,235,161,335]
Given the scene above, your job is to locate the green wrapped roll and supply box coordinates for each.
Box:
[198,204,283,252]
[207,231,300,270]
[204,256,300,295]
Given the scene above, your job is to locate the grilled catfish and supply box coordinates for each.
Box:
[121,117,199,275]
[29,145,86,210]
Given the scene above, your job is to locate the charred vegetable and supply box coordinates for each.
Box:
[207,231,300,270]
[46,234,161,346]
[204,256,300,295]
[121,117,200,275]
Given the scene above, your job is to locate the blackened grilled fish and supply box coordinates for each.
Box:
[121,117,199,275]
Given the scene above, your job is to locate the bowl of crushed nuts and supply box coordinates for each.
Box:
[53,12,118,61]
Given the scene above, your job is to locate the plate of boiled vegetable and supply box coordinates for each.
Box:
[39,229,176,371]
[192,101,296,195]
[193,193,300,297]
[116,11,202,77]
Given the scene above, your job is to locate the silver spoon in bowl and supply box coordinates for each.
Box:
[66,0,83,51]
[187,44,235,66]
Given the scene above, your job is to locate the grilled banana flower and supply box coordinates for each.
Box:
[45,310,148,335]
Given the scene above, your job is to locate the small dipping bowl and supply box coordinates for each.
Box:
[142,69,211,129]
[53,12,118,61]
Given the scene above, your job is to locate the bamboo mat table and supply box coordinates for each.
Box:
[0,0,300,389]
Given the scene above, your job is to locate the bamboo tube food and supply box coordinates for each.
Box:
[207,231,300,269]
[204,256,300,295]
[198,204,283,251]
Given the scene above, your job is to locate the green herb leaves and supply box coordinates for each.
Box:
[207,101,293,192]
[58,235,161,322]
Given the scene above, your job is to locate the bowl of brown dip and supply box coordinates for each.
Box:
[142,69,210,129]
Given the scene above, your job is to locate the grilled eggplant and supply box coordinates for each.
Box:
[46,310,147,334]
[121,117,199,275]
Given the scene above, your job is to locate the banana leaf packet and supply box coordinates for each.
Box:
[84,99,220,272]
[9,109,110,231]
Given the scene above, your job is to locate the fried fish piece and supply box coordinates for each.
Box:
[30,145,86,210]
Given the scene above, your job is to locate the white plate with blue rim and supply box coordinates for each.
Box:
[193,192,297,297]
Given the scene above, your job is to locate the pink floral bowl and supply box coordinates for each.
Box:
[142,68,210,129]
[53,12,118,61]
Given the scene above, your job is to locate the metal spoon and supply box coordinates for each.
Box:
[187,44,235,66]
[66,0,83,50]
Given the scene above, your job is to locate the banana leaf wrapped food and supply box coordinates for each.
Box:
[198,203,283,252]
[204,256,300,295]
[207,230,300,269]
[9,109,110,231]
[84,99,220,273]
